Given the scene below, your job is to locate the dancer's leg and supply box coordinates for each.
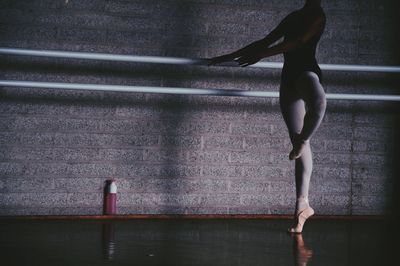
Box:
[279,84,312,215]
[280,81,314,233]
[279,85,305,145]
[297,71,327,141]
[295,143,312,213]
[291,71,325,210]
[292,148,315,233]
[288,71,326,160]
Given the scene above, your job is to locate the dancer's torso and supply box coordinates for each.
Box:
[281,6,326,87]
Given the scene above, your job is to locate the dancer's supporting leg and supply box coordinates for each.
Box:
[279,83,312,216]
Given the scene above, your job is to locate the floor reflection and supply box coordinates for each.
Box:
[101,222,115,261]
[0,218,394,266]
[289,233,313,266]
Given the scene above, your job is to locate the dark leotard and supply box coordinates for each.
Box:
[280,6,326,87]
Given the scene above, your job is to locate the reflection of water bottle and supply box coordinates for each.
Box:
[102,222,115,261]
[104,179,117,215]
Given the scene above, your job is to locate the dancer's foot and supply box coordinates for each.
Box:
[289,136,309,160]
[287,206,314,233]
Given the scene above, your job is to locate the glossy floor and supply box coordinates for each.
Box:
[0,218,397,266]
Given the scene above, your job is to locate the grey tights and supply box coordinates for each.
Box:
[279,71,327,214]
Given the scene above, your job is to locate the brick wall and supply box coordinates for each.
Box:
[0,0,398,216]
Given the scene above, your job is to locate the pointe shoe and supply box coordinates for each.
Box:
[287,206,314,233]
[289,139,308,160]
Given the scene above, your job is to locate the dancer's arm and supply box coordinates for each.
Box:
[236,14,325,67]
[207,15,289,66]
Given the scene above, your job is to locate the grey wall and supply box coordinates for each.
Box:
[0,0,398,216]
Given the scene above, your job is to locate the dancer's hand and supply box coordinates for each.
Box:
[207,54,235,66]
[235,53,262,67]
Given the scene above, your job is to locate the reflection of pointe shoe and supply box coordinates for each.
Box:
[298,246,313,259]
[287,206,314,233]
[290,234,313,265]
[289,139,308,160]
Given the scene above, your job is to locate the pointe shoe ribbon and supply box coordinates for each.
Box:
[287,206,314,233]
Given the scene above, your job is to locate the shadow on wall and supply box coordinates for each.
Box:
[391,0,400,220]
[154,2,194,215]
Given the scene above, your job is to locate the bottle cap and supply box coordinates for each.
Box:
[109,180,117,194]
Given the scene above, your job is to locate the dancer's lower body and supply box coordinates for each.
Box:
[279,71,327,233]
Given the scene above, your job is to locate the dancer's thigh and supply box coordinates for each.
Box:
[295,71,326,104]
[279,82,306,142]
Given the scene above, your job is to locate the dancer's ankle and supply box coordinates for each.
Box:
[295,197,310,214]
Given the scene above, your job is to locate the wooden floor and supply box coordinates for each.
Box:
[0,214,386,220]
[0,217,396,266]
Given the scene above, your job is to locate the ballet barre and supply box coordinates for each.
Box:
[1,47,400,73]
[0,47,399,101]
[0,80,399,102]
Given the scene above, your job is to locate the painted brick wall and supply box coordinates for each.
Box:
[0,0,398,216]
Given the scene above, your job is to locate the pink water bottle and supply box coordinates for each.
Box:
[104,179,117,215]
